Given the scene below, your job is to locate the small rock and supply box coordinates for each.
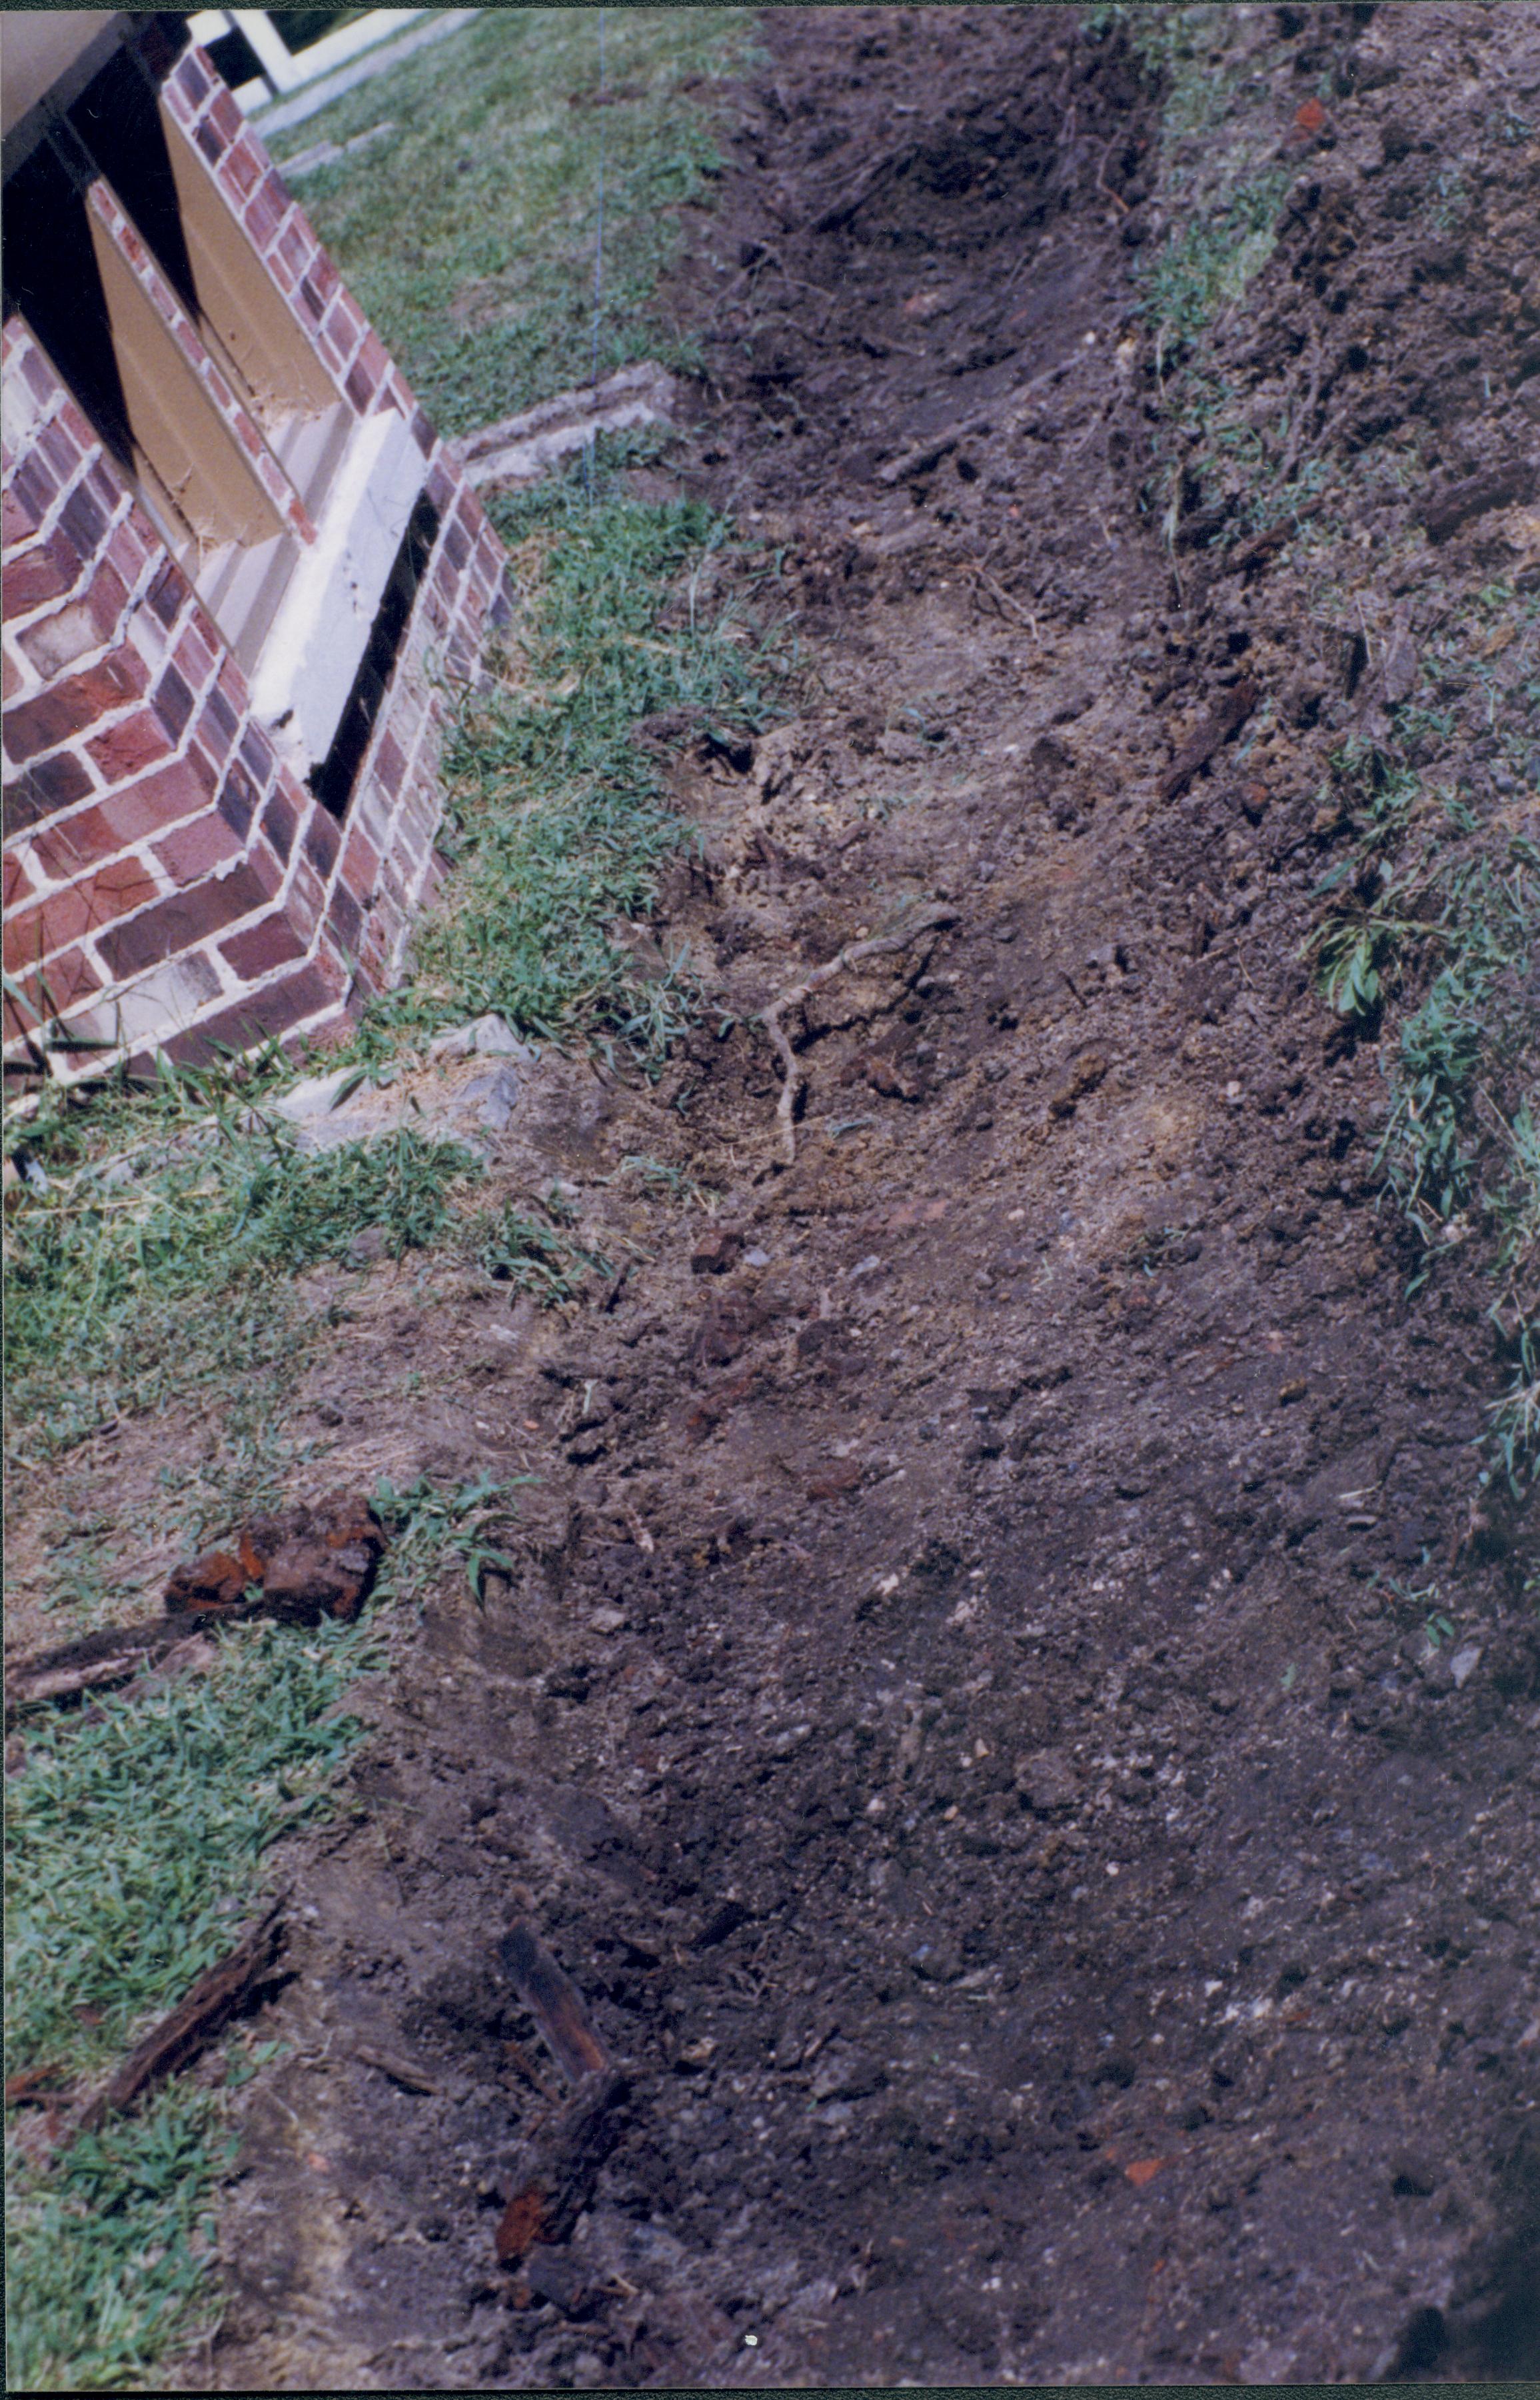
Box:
[588,1606,627,1636]
[273,1065,359,1122]
[1048,1052,1109,1118]
[463,1064,522,1132]
[470,1014,537,1061]
[1278,1376,1308,1404]
[1016,1750,1079,1813]
[1449,1643,1482,1690]
[810,2047,884,2102]
[692,1228,743,1275]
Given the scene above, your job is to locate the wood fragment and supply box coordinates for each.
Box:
[494,2067,630,2266]
[75,1906,284,2135]
[1158,679,1259,805]
[5,1623,197,1725]
[758,904,959,1164]
[354,2044,436,2095]
[878,431,959,487]
[498,1921,610,2081]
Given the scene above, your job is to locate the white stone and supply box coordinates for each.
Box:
[1449,1643,1483,1690]
[273,1064,361,1121]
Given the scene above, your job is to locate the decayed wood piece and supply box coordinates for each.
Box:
[164,1494,383,1626]
[757,904,959,1164]
[498,1921,610,2081]
[5,1624,204,1724]
[75,1905,285,2135]
[1158,678,1259,804]
[494,2067,630,2266]
[493,1921,628,2270]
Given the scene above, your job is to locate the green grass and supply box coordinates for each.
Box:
[4,1054,480,1453]
[267,7,756,436]
[356,447,786,1068]
[6,2087,229,2391]
[4,1616,379,2388]
[3,1463,530,2385]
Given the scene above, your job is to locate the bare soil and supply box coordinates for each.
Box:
[54,5,1540,2387]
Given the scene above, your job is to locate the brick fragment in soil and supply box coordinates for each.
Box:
[197,7,1539,2389]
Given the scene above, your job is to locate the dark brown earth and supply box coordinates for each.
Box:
[189,6,1540,2386]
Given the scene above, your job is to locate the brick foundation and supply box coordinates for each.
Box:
[2,35,512,1075]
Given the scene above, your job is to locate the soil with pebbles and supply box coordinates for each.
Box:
[193,7,1540,2386]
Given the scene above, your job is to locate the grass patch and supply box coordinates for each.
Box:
[4,1614,380,2387]
[267,7,756,436]
[4,1053,480,1454]
[356,446,785,1069]
[6,2087,229,2392]
[1303,666,1539,1492]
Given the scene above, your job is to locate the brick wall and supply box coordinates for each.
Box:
[2,37,511,1074]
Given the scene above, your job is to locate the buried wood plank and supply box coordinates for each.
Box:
[493,2067,630,2266]
[75,1905,286,2137]
[497,1920,610,2081]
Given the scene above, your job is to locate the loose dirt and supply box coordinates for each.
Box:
[135,5,1540,2385]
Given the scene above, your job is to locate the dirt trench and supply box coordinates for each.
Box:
[211,8,1539,2387]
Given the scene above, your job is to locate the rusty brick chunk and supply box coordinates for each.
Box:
[691,1228,743,1275]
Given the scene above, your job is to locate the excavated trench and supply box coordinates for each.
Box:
[210,7,1538,2387]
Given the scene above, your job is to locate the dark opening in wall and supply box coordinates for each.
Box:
[202,24,269,96]
[310,494,440,821]
[66,46,199,318]
[2,141,135,470]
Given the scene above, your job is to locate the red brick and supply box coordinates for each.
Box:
[243,171,289,250]
[145,558,188,630]
[85,708,174,784]
[39,421,86,485]
[335,830,379,897]
[97,756,215,847]
[174,622,217,690]
[275,220,311,283]
[302,802,341,876]
[221,134,263,203]
[261,784,296,862]
[29,777,197,883]
[11,749,94,824]
[153,810,242,884]
[163,954,347,1066]
[3,649,149,763]
[3,647,23,704]
[365,726,408,804]
[345,354,382,413]
[3,856,159,971]
[2,944,101,1039]
[20,346,60,405]
[175,49,212,107]
[327,876,365,955]
[3,850,36,912]
[219,911,306,979]
[210,86,242,144]
[2,543,72,619]
[96,859,271,980]
[3,487,38,549]
[153,662,195,742]
[57,478,112,566]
